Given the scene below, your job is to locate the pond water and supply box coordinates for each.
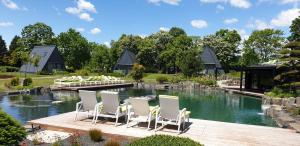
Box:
[0,88,277,127]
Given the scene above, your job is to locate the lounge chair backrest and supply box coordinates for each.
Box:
[79,90,97,111]
[100,91,120,114]
[129,97,150,116]
[159,95,180,120]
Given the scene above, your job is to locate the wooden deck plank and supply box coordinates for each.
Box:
[28,112,300,146]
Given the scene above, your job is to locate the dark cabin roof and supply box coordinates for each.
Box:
[201,47,222,68]
[245,64,277,70]
[20,45,57,73]
[115,49,136,67]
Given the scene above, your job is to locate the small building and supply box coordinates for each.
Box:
[200,47,224,74]
[114,49,136,74]
[20,45,65,73]
[244,64,277,92]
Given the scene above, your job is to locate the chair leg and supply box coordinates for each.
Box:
[126,114,130,128]
[155,117,158,131]
[177,123,181,134]
[115,116,119,126]
[147,114,152,130]
[74,111,78,121]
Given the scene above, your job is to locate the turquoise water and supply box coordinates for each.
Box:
[0,88,277,126]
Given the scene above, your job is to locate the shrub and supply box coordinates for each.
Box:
[23,77,33,86]
[10,77,20,86]
[130,64,145,82]
[194,76,216,87]
[75,69,90,76]
[0,109,27,145]
[104,139,120,146]
[89,129,103,142]
[0,66,19,72]
[106,72,125,77]
[170,75,183,84]
[127,135,203,146]
[156,76,168,84]
[53,70,69,75]
[265,87,299,98]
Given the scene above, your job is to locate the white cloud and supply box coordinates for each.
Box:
[65,0,96,22]
[159,27,170,31]
[148,0,181,5]
[90,27,101,34]
[229,0,251,8]
[216,4,225,10]
[0,21,13,27]
[281,0,300,3]
[1,0,19,10]
[271,8,300,27]
[77,0,97,13]
[224,18,239,24]
[237,29,249,40]
[76,27,85,32]
[103,41,111,48]
[65,7,81,14]
[191,19,208,29]
[247,19,273,30]
[79,12,93,21]
[200,0,251,9]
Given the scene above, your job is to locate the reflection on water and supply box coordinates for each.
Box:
[0,88,276,127]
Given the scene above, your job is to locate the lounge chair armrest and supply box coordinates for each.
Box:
[150,105,159,113]
[76,101,82,111]
[180,108,187,117]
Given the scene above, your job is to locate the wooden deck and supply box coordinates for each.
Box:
[51,83,134,91]
[28,112,300,146]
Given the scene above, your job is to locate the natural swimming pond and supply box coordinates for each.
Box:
[0,88,277,127]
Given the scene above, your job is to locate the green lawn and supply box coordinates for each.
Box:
[142,73,175,83]
[0,72,65,92]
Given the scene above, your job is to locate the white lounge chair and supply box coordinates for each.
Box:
[93,91,127,126]
[74,90,101,121]
[127,97,159,129]
[155,95,190,133]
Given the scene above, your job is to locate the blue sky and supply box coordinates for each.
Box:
[0,0,299,47]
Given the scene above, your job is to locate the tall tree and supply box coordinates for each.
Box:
[0,35,7,54]
[176,46,202,77]
[288,16,300,42]
[169,27,186,37]
[88,42,111,72]
[57,29,90,70]
[21,22,55,50]
[244,29,284,63]
[136,37,158,72]
[274,42,300,94]
[9,35,21,52]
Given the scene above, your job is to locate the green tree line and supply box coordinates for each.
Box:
[1,16,299,76]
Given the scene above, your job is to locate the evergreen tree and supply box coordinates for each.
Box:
[275,42,300,94]
[0,35,7,54]
[288,16,300,42]
[9,35,21,52]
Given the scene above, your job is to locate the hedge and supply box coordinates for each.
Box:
[127,135,203,146]
[0,109,27,145]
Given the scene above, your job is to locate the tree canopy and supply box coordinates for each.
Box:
[243,29,284,63]
[57,28,91,70]
[288,16,300,42]
[21,22,55,50]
